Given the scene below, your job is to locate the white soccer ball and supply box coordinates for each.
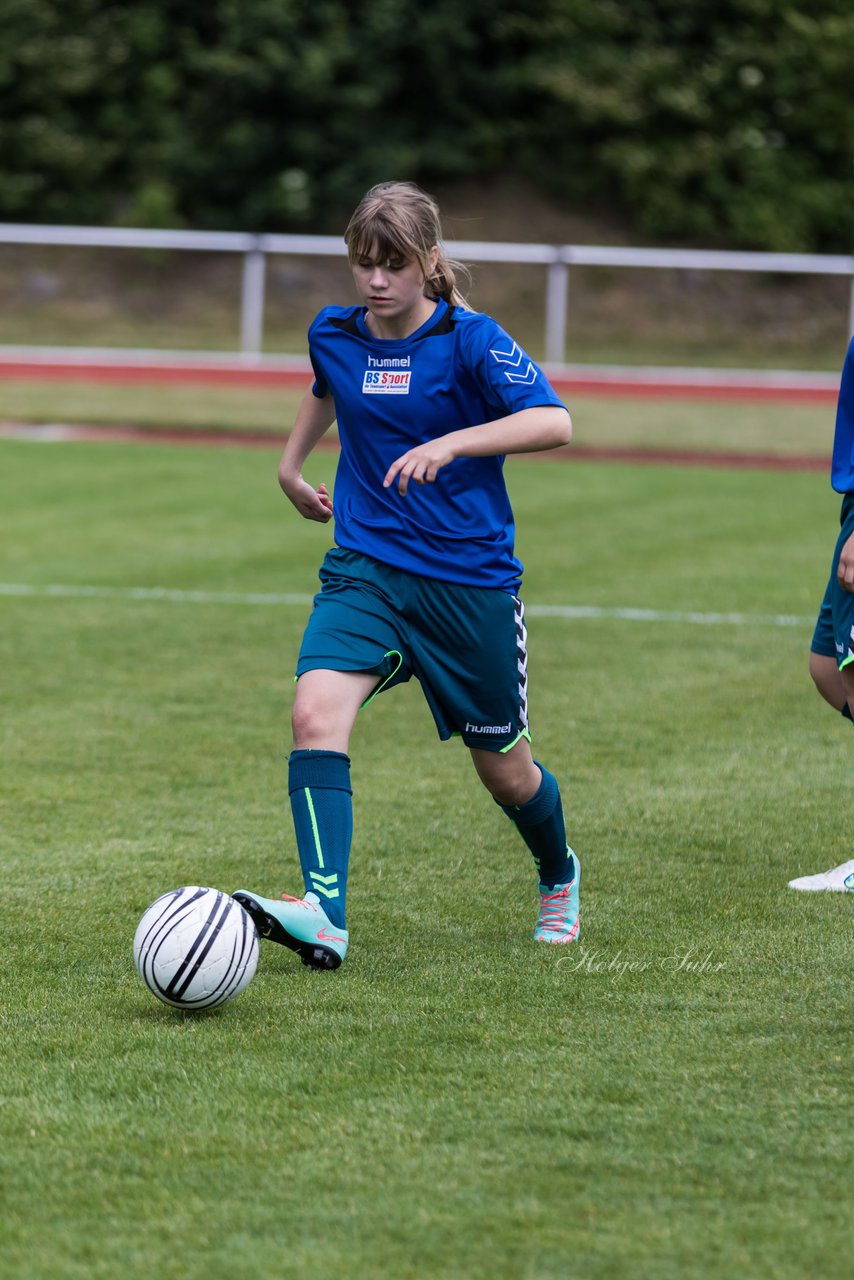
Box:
[133,886,259,1010]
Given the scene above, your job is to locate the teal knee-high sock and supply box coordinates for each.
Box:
[288,749,352,929]
[499,764,574,889]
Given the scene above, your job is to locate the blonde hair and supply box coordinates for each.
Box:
[344,181,472,310]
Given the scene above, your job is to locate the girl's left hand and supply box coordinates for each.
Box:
[383,438,456,495]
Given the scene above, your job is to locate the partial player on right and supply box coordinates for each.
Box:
[789,335,854,892]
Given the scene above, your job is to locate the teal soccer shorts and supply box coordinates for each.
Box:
[811,492,854,669]
[296,547,532,752]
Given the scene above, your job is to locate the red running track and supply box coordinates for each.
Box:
[0,354,840,404]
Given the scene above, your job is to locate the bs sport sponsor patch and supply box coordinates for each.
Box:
[363,369,411,394]
[362,357,412,395]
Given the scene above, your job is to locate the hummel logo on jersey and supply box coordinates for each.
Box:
[489,342,538,385]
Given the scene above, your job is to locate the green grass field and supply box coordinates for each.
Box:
[0,431,850,1280]
[0,377,838,460]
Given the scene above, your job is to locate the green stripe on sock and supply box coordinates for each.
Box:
[305,788,324,869]
[311,884,340,900]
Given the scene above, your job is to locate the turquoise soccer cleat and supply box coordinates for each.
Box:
[534,853,581,944]
[232,890,349,970]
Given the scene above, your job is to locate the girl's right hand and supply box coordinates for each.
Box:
[281,474,334,523]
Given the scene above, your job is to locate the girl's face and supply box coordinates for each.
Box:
[351,241,439,337]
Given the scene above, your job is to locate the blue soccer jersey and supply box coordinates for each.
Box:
[831,336,854,494]
[308,298,567,591]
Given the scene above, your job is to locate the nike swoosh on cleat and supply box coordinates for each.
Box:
[317,927,345,944]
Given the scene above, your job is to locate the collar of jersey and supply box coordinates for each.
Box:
[356,297,448,345]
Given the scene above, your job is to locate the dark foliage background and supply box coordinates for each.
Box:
[1,0,851,250]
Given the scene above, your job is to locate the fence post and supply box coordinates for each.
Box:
[240,240,267,358]
[545,253,569,364]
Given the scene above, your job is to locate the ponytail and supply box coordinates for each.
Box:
[427,251,472,311]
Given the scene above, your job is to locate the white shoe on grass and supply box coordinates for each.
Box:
[787,859,854,892]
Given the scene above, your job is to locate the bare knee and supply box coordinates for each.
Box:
[291,696,334,748]
[291,670,377,752]
[470,743,542,807]
[487,776,538,807]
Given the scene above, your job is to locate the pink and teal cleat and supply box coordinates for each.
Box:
[534,854,581,944]
[232,890,348,970]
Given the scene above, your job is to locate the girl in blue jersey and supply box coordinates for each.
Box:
[235,182,581,966]
[788,335,854,893]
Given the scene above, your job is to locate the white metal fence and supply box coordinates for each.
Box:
[1,222,852,364]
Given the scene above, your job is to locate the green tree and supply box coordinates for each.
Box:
[0,0,850,250]
[523,0,854,250]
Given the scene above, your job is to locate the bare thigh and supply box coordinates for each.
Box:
[809,651,854,716]
[810,652,847,709]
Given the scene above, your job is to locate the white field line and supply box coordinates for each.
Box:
[0,581,813,628]
[0,582,313,607]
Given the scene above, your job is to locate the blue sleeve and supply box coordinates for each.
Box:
[458,312,567,418]
[310,352,328,399]
[307,311,329,399]
[831,337,854,493]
